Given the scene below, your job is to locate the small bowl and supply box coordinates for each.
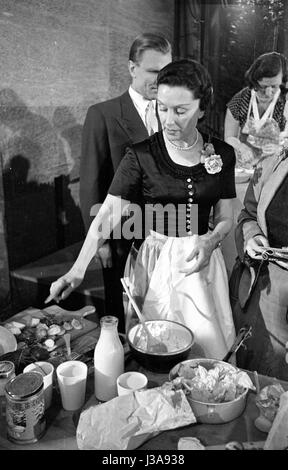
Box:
[0,326,17,356]
[127,320,194,373]
[169,358,249,424]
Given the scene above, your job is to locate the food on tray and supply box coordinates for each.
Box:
[3,312,84,352]
[247,118,280,148]
[172,362,255,403]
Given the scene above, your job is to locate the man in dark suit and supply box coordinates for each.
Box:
[80,33,172,331]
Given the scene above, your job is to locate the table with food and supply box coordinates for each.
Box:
[0,304,288,451]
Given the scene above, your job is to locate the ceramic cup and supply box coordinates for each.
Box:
[23,361,54,409]
[56,360,87,411]
[117,371,148,396]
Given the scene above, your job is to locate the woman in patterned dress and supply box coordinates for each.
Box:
[224,52,288,170]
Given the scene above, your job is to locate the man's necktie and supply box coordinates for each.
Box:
[145,101,158,136]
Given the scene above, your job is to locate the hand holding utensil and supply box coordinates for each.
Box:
[120,278,168,353]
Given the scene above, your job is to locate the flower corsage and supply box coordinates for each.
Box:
[200,143,223,174]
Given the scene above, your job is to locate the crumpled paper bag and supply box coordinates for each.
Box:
[76,382,196,450]
[264,391,288,450]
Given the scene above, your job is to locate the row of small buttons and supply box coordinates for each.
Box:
[186,178,193,235]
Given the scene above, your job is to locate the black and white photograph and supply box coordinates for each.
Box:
[0,0,288,454]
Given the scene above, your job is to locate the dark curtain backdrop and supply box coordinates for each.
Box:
[174,0,288,138]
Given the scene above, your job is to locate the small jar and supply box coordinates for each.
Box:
[0,361,15,416]
[5,371,46,444]
[0,361,15,396]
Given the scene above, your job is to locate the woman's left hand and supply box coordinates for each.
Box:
[179,235,215,276]
[261,142,282,156]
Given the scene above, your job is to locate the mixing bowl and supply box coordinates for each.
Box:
[127,319,194,373]
[169,358,249,424]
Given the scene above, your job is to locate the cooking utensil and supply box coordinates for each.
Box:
[222,326,252,363]
[254,370,260,394]
[127,319,194,372]
[63,333,80,360]
[120,278,168,353]
[42,305,96,318]
[64,333,72,359]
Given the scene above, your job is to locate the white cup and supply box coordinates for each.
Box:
[56,360,88,411]
[23,361,54,409]
[117,371,148,396]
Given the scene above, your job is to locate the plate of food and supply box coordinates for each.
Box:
[0,306,99,373]
[2,305,97,354]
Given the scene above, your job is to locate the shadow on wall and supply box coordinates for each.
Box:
[0,89,85,269]
[52,106,85,246]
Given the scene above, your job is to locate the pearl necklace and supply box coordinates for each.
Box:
[165,129,199,151]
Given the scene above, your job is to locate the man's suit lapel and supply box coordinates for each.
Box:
[117,91,149,142]
[257,157,288,237]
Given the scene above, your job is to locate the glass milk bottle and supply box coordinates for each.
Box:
[94,315,124,401]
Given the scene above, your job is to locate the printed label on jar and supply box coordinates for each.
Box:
[6,394,46,444]
[5,372,46,444]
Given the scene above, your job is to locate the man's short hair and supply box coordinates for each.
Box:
[129,33,172,64]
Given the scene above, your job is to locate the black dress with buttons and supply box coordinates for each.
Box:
[108,131,236,239]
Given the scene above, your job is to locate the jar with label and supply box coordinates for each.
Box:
[0,361,15,416]
[94,315,124,401]
[5,371,46,444]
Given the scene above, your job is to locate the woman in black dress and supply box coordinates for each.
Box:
[47,60,237,359]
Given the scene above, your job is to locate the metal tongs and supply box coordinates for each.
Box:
[260,248,288,262]
[222,326,252,363]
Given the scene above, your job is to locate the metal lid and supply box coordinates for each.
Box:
[5,371,43,399]
[0,361,15,379]
[100,315,118,328]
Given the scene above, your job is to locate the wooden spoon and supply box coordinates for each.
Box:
[121,278,168,353]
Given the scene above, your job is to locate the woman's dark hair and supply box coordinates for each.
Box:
[156,59,213,112]
[245,52,288,91]
[129,33,172,64]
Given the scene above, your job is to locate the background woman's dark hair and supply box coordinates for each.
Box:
[245,52,288,92]
[156,59,213,112]
[129,33,172,64]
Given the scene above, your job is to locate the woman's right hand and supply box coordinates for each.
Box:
[45,270,84,303]
[245,235,270,259]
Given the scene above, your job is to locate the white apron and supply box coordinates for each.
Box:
[242,88,280,135]
[124,231,236,360]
